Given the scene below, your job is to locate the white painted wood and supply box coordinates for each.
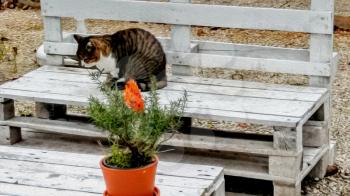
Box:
[328,140,336,165]
[43,42,332,76]
[0,117,106,138]
[0,146,223,181]
[41,0,333,34]
[35,66,329,94]
[0,66,330,126]
[0,77,319,118]
[23,71,324,102]
[0,183,100,196]
[170,0,192,76]
[303,125,328,147]
[43,17,63,65]
[166,51,331,76]
[273,182,301,196]
[0,159,207,195]
[164,133,299,157]
[0,99,14,121]
[53,34,312,61]
[299,144,328,182]
[76,19,87,34]
[0,146,226,195]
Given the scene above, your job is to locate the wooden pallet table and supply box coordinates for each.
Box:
[0,146,225,196]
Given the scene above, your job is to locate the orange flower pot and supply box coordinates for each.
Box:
[100,156,158,196]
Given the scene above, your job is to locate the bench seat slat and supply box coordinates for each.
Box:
[23,71,323,102]
[34,65,328,94]
[0,145,223,181]
[0,66,328,126]
[0,183,100,196]
[0,77,317,117]
[0,159,206,195]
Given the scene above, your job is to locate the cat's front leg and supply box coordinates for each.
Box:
[104,73,119,89]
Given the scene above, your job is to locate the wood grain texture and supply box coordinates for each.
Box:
[0,146,225,196]
[43,42,332,77]
[41,0,333,34]
[0,66,329,127]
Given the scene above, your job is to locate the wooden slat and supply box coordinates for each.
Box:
[41,0,333,34]
[0,183,100,196]
[35,66,329,94]
[0,66,330,126]
[0,117,105,138]
[43,42,331,76]
[43,16,63,65]
[164,133,299,157]
[58,35,312,62]
[194,40,310,61]
[166,51,331,77]
[0,77,317,117]
[0,159,206,195]
[22,70,323,102]
[0,146,223,181]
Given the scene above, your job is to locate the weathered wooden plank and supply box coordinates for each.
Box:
[35,102,67,119]
[22,71,323,102]
[0,159,209,195]
[43,42,331,76]
[0,117,106,138]
[0,74,320,118]
[52,35,312,62]
[41,0,333,34]
[166,52,331,77]
[303,124,328,147]
[170,0,193,76]
[273,182,301,196]
[164,133,299,157]
[0,182,100,196]
[299,144,328,182]
[194,40,310,61]
[0,99,14,121]
[0,146,223,181]
[35,66,329,94]
[43,16,63,65]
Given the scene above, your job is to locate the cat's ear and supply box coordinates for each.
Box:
[73,34,83,43]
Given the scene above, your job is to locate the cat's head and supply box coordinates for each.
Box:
[73,34,111,68]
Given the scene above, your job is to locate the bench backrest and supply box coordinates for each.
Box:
[40,0,337,88]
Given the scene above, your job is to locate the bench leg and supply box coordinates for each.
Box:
[0,126,22,145]
[35,102,67,119]
[0,98,22,144]
[270,127,302,196]
[273,182,301,196]
[211,173,225,196]
[307,101,331,178]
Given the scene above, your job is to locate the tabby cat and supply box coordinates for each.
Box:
[74,28,167,91]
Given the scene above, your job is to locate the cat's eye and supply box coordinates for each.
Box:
[86,42,93,51]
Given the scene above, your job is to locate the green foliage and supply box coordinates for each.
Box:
[88,72,187,168]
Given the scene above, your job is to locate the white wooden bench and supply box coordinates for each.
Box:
[0,146,225,196]
[0,0,338,195]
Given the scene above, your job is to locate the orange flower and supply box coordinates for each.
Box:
[124,80,145,112]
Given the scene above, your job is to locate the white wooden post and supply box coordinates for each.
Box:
[309,0,334,178]
[170,0,193,131]
[0,98,21,144]
[40,15,67,119]
[269,127,302,196]
[76,18,87,34]
[43,16,64,66]
[170,0,192,76]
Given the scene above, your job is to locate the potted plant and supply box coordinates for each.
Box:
[88,74,187,196]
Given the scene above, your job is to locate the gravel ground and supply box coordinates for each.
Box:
[1,6,350,195]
